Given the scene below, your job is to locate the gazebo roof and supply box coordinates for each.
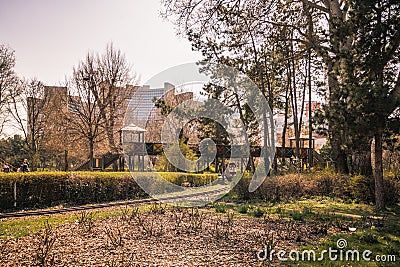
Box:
[121,124,146,132]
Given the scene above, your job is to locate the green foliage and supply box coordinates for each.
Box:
[275,207,284,215]
[252,207,265,218]
[349,175,375,203]
[349,174,399,205]
[289,210,305,221]
[0,135,29,171]
[237,204,249,214]
[318,144,333,162]
[195,85,232,147]
[155,141,198,172]
[360,230,379,244]
[153,98,173,116]
[214,203,227,213]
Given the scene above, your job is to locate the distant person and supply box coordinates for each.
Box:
[3,163,10,173]
[21,159,29,172]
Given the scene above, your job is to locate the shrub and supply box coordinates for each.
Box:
[290,210,305,221]
[157,172,217,187]
[229,171,399,205]
[348,174,399,205]
[214,203,227,213]
[349,175,375,203]
[230,172,351,202]
[252,207,265,218]
[359,231,378,243]
[237,204,249,214]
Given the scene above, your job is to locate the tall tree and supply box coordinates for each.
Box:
[0,44,19,136]
[7,78,48,170]
[68,54,104,171]
[68,44,137,170]
[162,0,287,173]
[298,0,400,209]
[345,0,400,209]
[93,43,137,154]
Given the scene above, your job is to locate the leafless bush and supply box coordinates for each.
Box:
[233,173,351,202]
[263,211,272,223]
[309,222,329,236]
[75,210,96,232]
[34,219,57,267]
[136,213,164,237]
[253,230,277,260]
[149,203,167,214]
[104,221,124,249]
[278,220,297,240]
[172,208,187,232]
[129,207,140,221]
[212,211,234,239]
[187,207,205,232]
[124,206,163,236]
[119,205,131,222]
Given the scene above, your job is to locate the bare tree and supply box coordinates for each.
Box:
[93,43,138,154]
[67,54,104,171]
[66,44,137,171]
[7,78,48,170]
[0,44,19,136]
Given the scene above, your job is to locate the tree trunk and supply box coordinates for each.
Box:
[351,149,372,176]
[351,138,372,175]
[326,59,349,174]
[89,138,94,171]
[63,149,68,171]
[289,42,301,158]
[31,151,39,172]
[106,119,118,153]
[281,84,290,165]
[248,155,256,173]
[372,128,385,210]
[330,132,349,173]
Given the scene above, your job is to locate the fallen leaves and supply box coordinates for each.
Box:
[0,208,333,266]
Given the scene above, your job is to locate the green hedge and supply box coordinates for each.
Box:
[0,172,218,211]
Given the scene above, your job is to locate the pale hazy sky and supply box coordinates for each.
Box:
[0,0,203,85]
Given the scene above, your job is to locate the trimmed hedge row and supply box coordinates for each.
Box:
[231,172,400,205]
[0,172,218,211]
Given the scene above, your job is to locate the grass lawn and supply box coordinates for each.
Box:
[225,197,400,266]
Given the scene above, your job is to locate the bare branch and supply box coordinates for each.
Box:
[300,0,329,13]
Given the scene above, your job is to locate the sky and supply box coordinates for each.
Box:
[0,0,203,86]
